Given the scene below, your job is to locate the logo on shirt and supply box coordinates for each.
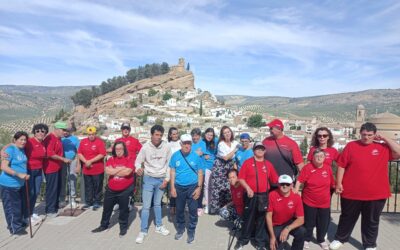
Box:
[311,169,316,173]
[176,161,180,167]
[372,149,379,156]
[277,198,282,202]
[190,161,195,166]
[287,200,294,209]
[91,145,97,150]
[262,165,267,173]
[321,171,328,178]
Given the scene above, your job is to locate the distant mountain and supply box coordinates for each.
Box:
[217,89,400,122]
[0,85,89,123]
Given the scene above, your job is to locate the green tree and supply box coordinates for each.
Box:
[300,137,309,156]
[161,62,169,74]
[130,99,138,108]
[71,89,92,107]
[0,129,12,148]
[247,114,264,127]
[148,88,158,97]
[162,92,172,101]
[199,100,203,116]
[126,68,138,83]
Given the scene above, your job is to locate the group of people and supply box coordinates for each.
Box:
[0,119,399,250]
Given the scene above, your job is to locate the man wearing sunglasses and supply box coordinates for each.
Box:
[266,175,305,250]
[330,122,400,250]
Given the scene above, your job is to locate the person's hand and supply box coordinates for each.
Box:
[63,158,72,164]
[86,160,92,168]
[270,236,277,250]
[374,133,386,142]
[159,180,168,189]
[1,151,9,160]
[279,227,290,242]
[136,168,144,176]
[75,167,81,174]
[192,186,201,200]
[336,183,343,194]
[292,187,299,194]
[17,173,30,180]
[246,187,254,198]
[170,187,177,198]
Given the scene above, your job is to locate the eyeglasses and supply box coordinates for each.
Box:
[35,129,46,134]
[280,183,291,187]
[317,134,329,138]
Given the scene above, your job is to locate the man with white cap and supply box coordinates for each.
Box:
[170,134,203,244]
[266,174,305,250]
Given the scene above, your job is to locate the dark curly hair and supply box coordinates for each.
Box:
[311,127,334,147]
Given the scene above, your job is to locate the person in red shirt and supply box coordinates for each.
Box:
[219,169,244,227]
[235,142,278,250]
[307,127,339,166]
[267,175,305,250]
[43,121,71,217]
[263,119,304,179]
[78,126,106,211]
[91,141,135,237]
[330,122,400,250]
[294,149,334,250]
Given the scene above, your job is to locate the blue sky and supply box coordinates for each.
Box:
[0,0,399,97]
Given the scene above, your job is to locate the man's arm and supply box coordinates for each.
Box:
[336,166,345,193]
[170,168,177,198]
[192,169,203,200]
[279,216,304,242]
[238,179,254,198]
[135,147,145,175]
[376,133,400,159]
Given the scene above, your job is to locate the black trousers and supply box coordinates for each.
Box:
[100,184,134,231]
[303,203,330,243]
[45,170,61,213]
[273,220,306,250]
[237,194,267,247]
[84,173,104,205]
[335,197,386,249]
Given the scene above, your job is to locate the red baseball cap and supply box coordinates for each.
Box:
[267,119,284,130]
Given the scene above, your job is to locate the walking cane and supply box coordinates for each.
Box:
[66,162,73,216]
[25,179,33,238]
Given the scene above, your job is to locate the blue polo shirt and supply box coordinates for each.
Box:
[235,147,253,171]
[0,145,27,188]
[203,138,218,170]
[62,135,80,160]
[170,150,202,186]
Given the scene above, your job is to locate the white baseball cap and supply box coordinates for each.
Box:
[180,134,192,143]
[278,175,293,184]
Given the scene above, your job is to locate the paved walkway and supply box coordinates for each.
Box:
[0,204,399,250]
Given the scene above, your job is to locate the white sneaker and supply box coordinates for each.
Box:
[320,241,329,250]
[365,248,376,250]
[329,240,343,250]
[135,232,147,244]
[32,213,41,220]
[204,205,209,214]
[113,204,119,211]
[155,225,170,236]
[304,241,310,249]
[68,200,77,209]
[30,215,42,226]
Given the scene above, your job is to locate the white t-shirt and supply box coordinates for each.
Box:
[168,140,181,154]
[217,140,239,158]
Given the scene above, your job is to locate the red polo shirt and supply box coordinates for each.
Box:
[298,163,335,208]
[268,190,304,226]
[78,137,106,175]
[25,137,46,170]
[230,184,245,216]
[43,133,64,174]
[115,136,142,163]
[106,156,135,191]
[307,146,339,166]
[338,140,393,200]
[238,158,278,193]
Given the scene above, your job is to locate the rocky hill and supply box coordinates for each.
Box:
[218,88,400,122]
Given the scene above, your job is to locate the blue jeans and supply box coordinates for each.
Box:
[175,183,198,236]
[28,169,43,215]
[0,185,26,234]
[140,175,165,233]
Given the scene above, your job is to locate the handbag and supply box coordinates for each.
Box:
[253,158,268,212]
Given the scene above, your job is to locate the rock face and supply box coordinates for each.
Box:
[72,69,195,128]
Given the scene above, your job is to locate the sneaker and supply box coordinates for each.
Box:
[92,204,102,211]
[135,232,147,244]
[30,215,42,226]
[304,241,310,249]
[255,247,266,250]
[13,229,28,236]
[91,226,107,233]
[234,242,244,250]
[113,204,119,211]
[197,208,204,217]
[32,213,41,220]
[155,225,170,236]
[320,241,329,250]
[82,204,92,209]
[187,234,195,244]
[204,206,209,214]
[59,201,67,208]
[365,248,376,250]
[47,213,58,219]
[175,232,184,240]
[68,200,77,209]
[119,228,127,237]
[329,240,343,250]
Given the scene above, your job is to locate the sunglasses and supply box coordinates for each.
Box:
[280,183,291,187]
[317,134,329,138]
[35,129,46,134]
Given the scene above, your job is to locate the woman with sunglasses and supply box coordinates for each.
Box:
[294,149,335,250]
[307,127,339,167]
[25,123,48,225]
[202,127,218,214]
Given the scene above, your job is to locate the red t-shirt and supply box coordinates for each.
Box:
[230,184,245,216]
[307,146,339,166]
[338,140,393,200]
[78,137,106,175]
[106,156,135,191]
[238,158,278,193]
[268,190,304,226]
[262,135,303,176]
[298,163,335,208]
[25,137,46,170]
[43,133,63,174]
[115,136,142,163]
